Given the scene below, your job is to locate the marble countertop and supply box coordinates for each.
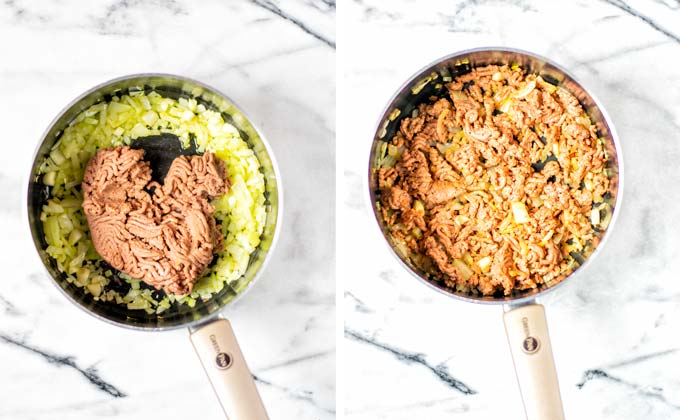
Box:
[0,1,334,419]
[341,0,680,419]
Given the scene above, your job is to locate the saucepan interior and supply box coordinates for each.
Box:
[368,48,623,305]
[27,74,281,330]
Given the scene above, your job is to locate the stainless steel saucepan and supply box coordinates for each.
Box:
[368,48,623,420]
[26,74,282,420]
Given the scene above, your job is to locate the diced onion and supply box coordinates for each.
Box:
[68,229,83,244]
[477,256,492,272]
[514,80,536,98]
[598,204,613,229]
[388,144,401,158]
[87,283,102,297]
[76,267,90,283]
[413,200,425,215]
[381,155,397,169]
[540,230,554,245]
[37,90,267,312]
[536,76,557,94]
[43,171,56,186]
[498,99,512,113]
[590,208,600,226]
[512,201,530,224]
[141,111,158,126]
[50,150,66,165]
[450,91,468,102]
[453,259,474,280]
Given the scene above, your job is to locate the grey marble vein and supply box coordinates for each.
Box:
[602,348,679,370]
[632,206,655,258]
[571,41,670,67]
[600,0,680,43]
[351,0,401,21]
[345,328,477,395]
[577,369,680,410]
[577,349,680,410]
[248,0,335,48]
[308,0,336,12]
[653,0,680,10]
[378,269,397,284]
[345,291,372,313]
[285,209,312,260]
[258,349,334,371]
[556,45,680,133]
[0,294,21,316]
[202,44,320,77]
[446,0,535,32]
[1,0,48,22]
[0,333,126,398]
[254,374,336,414]
[94,0,186,36]
[352,0,538,31]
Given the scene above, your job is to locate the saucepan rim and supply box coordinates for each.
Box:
[25,72,283,331]
[366,46,624,306]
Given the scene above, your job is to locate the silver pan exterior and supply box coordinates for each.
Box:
[368,47,623,307]
[26,74,282,331]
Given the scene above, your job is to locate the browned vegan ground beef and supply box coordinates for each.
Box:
[377,64,612,296]
[82,146,228,295]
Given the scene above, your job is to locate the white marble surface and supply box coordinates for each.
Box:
[340,0,680,419]
[0,1,334,419]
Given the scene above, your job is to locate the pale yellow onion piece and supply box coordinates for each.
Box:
[50,149,66,165]
[477,256,492,273]
[513,80,536,98]
[590,208,601,226]
[536,76,557,94]
[512,201,530,224]
[453,259,474,281]
[413,200,425,215]
[540,230,554,246]
[500,100,513,114]
[76,267,90,283]
[43,171,56,186]
[87,283,102,297]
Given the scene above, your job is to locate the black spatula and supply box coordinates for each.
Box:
[130,133,199,183]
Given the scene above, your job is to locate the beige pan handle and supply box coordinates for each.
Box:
[503,304,565,420]
[190,319,269,420]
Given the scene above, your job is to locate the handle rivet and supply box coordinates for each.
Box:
[215,352,233,369]
[522,337,540,354]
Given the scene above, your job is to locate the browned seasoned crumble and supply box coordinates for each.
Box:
[377,65,611,296]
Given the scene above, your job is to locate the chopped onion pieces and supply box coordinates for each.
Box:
[38,91,266,313]
[512,201,530,224]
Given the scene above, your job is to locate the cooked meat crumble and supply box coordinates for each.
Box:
[377,64,612,296]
